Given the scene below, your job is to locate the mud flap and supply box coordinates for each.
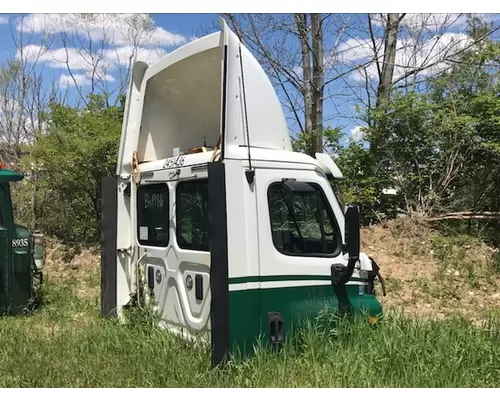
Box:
[207,162,229,367]
[100,176,118,318]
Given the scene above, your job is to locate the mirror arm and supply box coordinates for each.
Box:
[332,204,360,286]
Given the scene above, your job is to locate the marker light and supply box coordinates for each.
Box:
[33,232,44,271]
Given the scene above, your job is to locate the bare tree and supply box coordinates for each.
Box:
[25,13,176,107]
[375,13,405,108]
[222,13,355,155]
[0,15,57,165]
[345,13,500,119]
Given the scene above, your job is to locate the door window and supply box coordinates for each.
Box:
[267,181,341,257]
[176,179,209,251]
[137,183,169,247]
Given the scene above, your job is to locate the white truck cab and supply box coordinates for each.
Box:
[100,17,384,365]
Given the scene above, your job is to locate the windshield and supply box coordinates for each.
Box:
[267,181,341,256]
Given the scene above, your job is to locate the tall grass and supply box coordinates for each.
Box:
[0,275,499,388]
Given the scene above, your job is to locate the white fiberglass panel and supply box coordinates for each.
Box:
[138,46,222,162]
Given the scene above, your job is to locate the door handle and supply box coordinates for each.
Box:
[267,311,285,347]
[195,274,203,301]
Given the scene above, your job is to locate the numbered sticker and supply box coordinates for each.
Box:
[162,155,185,169]
[12,238,29,248]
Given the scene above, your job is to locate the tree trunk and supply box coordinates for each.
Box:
[371,13,403,160]
[311,13,324,154]
[376,13,401,108]
[295,14,313,153]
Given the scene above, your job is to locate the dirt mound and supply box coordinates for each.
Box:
[44,237,100,300]
[361,217,500,320]
[41,217,500,320]
[361,217,436,280]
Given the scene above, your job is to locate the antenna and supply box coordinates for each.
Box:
[238,44,255,185]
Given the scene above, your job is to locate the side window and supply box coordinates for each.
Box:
[137,183,169,247]
[176,179,209,251]
[267,181,341,257]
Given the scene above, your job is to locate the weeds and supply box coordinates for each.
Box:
[385,276,403,293]
[0,268,499,388]
[1,226,499,387]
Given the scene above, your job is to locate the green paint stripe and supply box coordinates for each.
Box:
[228,275,367,285]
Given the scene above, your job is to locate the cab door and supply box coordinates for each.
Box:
[254,167,347,340]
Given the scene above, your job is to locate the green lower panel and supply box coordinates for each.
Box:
[229,283,382,355]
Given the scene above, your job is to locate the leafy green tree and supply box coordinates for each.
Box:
[23,93,125,243]
[292,126,342,155]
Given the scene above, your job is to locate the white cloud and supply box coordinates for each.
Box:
[0,16,8,24]
[0,95,48,140]
[20,45,97,70]
[401,14,467,30]
[369,13,468,29]
[149,27,186,47]
[16,44,50,63]
[106,46,168,67]
[18,44,114,81]
[338,32,474,84]
[18,43,169,84]
[336,13,486,85]
[14,13,192,88]
[16,14,186,48]
[59,74,91,88]
[349,126,365,142]
[59,73,114,88]
[337,37,377,63]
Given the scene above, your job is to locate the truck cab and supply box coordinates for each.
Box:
[0,166,44,315]
[100,18,384,364]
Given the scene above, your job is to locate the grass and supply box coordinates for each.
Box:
[1,270,500,388]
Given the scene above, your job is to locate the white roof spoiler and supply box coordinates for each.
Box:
[315,153,343,180]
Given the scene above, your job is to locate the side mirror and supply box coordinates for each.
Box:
[345,205,360,262]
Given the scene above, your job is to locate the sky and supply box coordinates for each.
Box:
[0,12,498,148]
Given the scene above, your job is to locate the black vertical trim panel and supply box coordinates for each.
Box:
[100,176,118,318]
[207,162,229,366]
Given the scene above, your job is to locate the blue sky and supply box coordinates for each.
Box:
[0,13,219,58]
[0,13,498,148]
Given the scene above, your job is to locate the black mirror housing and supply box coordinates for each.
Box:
[345,205,360,262]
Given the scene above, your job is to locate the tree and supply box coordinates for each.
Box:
[0,17,57,165]
[359,18,500,218]
[55,14,166,107]
[22,93,124,243]
[222,13,354,155]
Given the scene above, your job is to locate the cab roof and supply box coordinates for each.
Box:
[0,168,24,182]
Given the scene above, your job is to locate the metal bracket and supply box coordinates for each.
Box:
[330,263,346,286]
